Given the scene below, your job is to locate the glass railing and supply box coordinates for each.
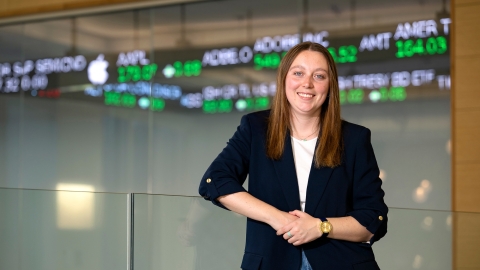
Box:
[0,188,128,270]
[133,194,245,270]
[1,188,479,270]
[373,208,452,269]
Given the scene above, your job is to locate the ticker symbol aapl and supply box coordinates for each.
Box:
[88,54,109,85]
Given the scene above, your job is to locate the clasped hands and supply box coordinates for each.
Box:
[275,210,323,246]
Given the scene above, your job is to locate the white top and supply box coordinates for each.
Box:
[291,136,317,211]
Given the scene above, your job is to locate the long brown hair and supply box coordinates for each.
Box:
[266,42,343,168]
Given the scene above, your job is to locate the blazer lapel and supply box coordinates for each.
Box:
[304,163,334,215]
[272,132,301,211]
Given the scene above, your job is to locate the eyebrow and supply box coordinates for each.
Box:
[289,65,328,73]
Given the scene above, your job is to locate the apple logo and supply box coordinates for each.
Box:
[88,54,109,85]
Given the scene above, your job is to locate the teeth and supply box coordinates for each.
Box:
[298,93,313,98]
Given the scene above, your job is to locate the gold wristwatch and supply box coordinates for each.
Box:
[318,217,332,237]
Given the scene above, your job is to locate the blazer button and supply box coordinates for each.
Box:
[206,178,212,183]
[379,216,383,221]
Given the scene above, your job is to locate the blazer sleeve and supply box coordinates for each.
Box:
[346,127,388,245]
[198,114,252,209]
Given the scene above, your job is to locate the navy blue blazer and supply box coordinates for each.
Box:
[199,110,388,270]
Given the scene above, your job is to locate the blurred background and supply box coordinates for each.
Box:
[0,0,478,269]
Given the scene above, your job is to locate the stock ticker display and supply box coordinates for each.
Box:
[0,18,451,114]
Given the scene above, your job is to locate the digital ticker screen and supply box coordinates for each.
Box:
[0,18,451,114]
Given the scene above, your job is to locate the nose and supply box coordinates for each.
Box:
[303,75,314,88]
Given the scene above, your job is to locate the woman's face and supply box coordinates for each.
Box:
[285,50,329,118]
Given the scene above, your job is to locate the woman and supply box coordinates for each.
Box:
[199,42,388,270]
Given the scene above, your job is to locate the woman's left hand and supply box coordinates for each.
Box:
[276,210,322,246]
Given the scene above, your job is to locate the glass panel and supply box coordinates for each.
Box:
[0,11,153,193]
[373,208,452,269]
[134,194,480,269]
[134,194,246,270]
[0,24,24,188]
[0,188,128,270]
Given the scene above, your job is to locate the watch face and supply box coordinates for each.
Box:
[321,221,332,233]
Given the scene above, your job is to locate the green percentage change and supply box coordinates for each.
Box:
[340,89,364,105]
[118,64,158,83]
[173,60,202,77]
[368,87,406,102]
[235,97,270,111]
[395,36,447,58]
[104,92,136,108]
[340,87,407,105]
[254,52,287,70]
[203,99,233,114]
[138,97,165,111]
[105,92,166,111]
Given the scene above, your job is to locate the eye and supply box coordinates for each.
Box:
[292,71,303,76]
[313,74,326,80]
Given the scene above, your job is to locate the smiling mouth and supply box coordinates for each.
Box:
[298,92,314,98]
